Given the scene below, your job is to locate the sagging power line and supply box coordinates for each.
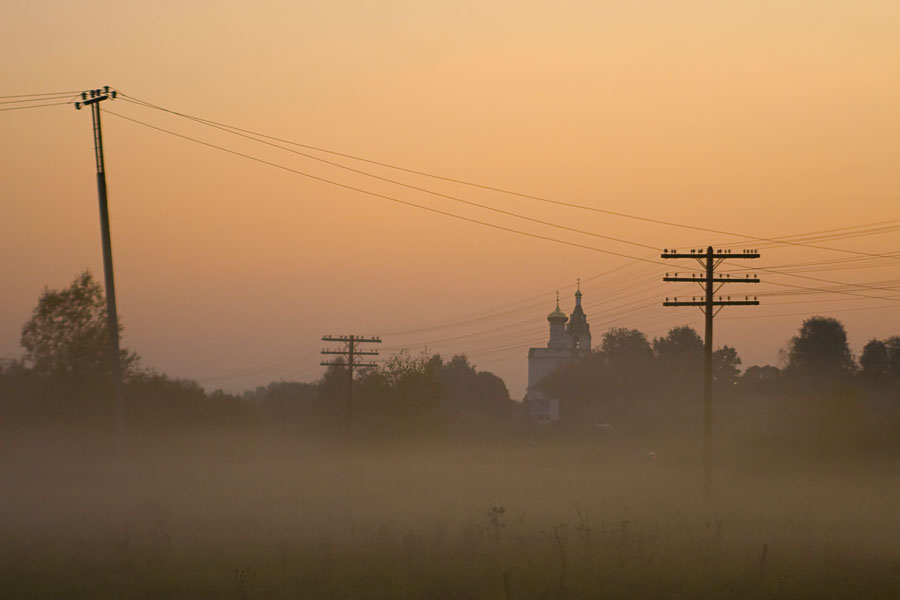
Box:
[117,90,899,263]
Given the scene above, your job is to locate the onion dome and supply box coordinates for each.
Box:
[548,298,568,322]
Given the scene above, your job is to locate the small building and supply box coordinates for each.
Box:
[525,284,592,422]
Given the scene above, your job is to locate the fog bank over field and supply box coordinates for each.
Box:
[3,419,900,599]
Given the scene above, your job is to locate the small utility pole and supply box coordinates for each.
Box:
[662,246,760,498]
[321,335,381,437]
[75,86,124,448]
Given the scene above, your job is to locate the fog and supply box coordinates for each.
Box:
[4,406,899,599]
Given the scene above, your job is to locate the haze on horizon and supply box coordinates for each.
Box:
[1,0,898,396]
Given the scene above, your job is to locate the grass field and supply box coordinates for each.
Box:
[2,425,899,599]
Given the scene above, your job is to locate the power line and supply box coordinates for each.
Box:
[105,108,900,306]
[118,91,899,262]
[0,90,81,99]
[0,101,71,112]
[103,109,670,266]
[0,94,81,105]
[117,97,657,253]
[720,303,899,321]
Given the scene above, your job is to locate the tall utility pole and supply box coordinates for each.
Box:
[321,335,381,436]
[75,86,124,447]
[662,246,760,497]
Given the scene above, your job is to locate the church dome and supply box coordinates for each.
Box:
[547,302,568,322]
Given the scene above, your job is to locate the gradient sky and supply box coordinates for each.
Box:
[2,1,898,397]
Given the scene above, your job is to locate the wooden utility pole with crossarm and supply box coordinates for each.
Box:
[662,246,760,498]
[321,335,381,437]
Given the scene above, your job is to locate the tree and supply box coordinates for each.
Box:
[20,271,138,384]
[653,326,703,391]
[357,349,443,431]
[439,354,512,420]
[712,345,742,386]
[785,316,855,382]
[860,339,889,379]
[887,336,900,378]
[859,336,900,382]
[740,365,782,393]
[601,327,654,389]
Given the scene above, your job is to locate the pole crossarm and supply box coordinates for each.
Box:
[663,276,760,283]
[321,361,378,368]
[322,335,382,344]
[661,250,760,259]
[663,300,760,307]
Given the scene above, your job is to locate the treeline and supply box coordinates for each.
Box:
[537,318,900,450]
[3,271,899,446]
[0,272,514,436]
[249,351,515,437]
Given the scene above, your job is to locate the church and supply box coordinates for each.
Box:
[525,284,592,423]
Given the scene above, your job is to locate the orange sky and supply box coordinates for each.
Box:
[2,1,898,396]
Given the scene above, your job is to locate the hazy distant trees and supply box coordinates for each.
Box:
[357,350,443,431]
[262,351,512,436]
[602,328,654,390]
[537,325,727,429]
[438,354,512,421]
[713,346,742,386]
[860,336,900,380]
[653,326,704,391]
[785,317,855,383]
[5,271,898,440]
[739,365,782,394]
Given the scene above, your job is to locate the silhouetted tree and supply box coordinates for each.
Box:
[785,317,855,383]
[20,271,139,386]
[739,365,782,393]
[439,354,512,421]
[713,345,742,386]
[601,327,654,391]
[653,326,703,392]
[357,350,443,432]
[860,339,889,380]
[887,336,900,378]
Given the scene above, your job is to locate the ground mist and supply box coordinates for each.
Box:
[2,412,899,599]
